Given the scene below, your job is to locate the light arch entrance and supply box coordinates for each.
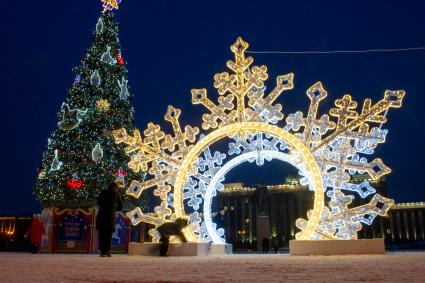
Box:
[203,149,316,244]
[172,122,324,242]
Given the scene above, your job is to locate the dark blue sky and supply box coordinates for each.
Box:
[2,0,425,214]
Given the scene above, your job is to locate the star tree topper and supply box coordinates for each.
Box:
[102,0,122,13]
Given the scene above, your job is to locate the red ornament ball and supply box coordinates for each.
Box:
[116,54,124,65]
[67,179,83,190]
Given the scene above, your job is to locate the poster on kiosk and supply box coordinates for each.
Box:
[52,208,93,253]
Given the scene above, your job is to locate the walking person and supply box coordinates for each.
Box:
[96,182,123,257]
[24,214,45,254]
[157,218,189,256]
[262,237,270,254]
[271,236,279,254]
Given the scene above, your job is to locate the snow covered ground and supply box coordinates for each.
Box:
[1,252,424,282]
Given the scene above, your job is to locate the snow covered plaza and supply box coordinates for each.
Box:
[1,252,425,282]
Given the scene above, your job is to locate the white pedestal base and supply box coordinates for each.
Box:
[210,243,233,255]
[128,242,232,256]
[289,238,385,255]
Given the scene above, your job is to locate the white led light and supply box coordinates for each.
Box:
[203,150,311,244]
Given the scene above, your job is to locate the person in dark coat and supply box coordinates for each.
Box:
[96,182,123,257]
[262,237,270,253]
[271,236,279,254]
[156,218,188,256]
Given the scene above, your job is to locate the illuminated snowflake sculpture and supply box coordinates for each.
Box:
[113,38,405,243]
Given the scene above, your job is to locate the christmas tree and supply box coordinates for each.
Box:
[35,10,145,208]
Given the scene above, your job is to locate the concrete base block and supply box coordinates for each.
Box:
[289,238,385,255]
[128,242,208,256]
[210,244,233,255]
[128,242,233,256]
[168,242,210,256]
[128,242,157,256]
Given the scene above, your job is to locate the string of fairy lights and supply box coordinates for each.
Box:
[102,0,425,56]
[246,47,425,54]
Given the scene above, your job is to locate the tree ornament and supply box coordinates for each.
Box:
[49,149,62,172]
[38,169,46,179]
[67,173,83,190]
[96,17,104,34]
[116,51,124,65]
[115,169,126,188]
[90,70,101,87]
[73,75,81,87]
[101,45,116,65]
[118,77,130,100]
[96,99,110,112]
[58,103,88,130]
[92,143,104,163]
[102,0,122,12]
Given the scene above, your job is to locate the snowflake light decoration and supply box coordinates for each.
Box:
[114,37,405,243]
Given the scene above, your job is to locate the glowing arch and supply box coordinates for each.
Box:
[172,123,324,241]
[203,149,316,243]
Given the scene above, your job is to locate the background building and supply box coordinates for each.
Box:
[2,175,424,252]
[0,217,31,252]
[216,175,425,252]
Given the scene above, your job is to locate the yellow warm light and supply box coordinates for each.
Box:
[113,37,404,242]
[96,99,110,112]
[171,122,325,240]
[101,0,121,12]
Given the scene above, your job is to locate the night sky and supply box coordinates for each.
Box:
[2,0,425,215]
